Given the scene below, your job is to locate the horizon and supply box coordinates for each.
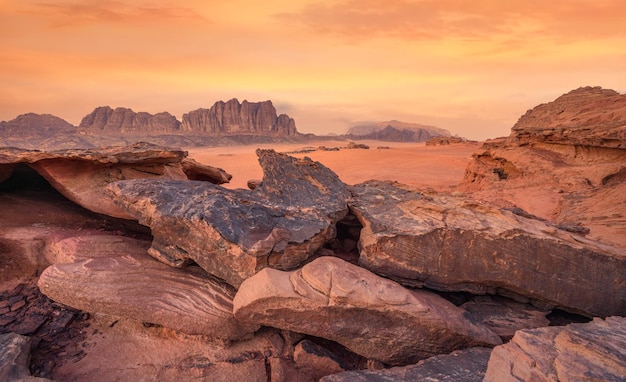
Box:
[2,1,625,141]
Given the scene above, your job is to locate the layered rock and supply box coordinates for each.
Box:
[459,87,626,249]
[0,143,188,219]
[233,256,502,366]
[320,347,492,382]
[511,86,626,148]
[484,316,626,381]
[181,99,298,136]
[180,157,232,184]
[79,106,182,135]
[349,180,626,317]
[107,149,350,287]
[38,253,259,339]
[0,113,76,137]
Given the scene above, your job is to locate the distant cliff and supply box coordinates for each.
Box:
[181,99,298,136]
[0,113,76,137]
[79,106,182,135]
[346,120,451,142]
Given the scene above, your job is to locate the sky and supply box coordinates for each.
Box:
[1,0,625,140]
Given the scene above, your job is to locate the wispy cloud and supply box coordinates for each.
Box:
[25,0,209,27]
[276,0,626,43]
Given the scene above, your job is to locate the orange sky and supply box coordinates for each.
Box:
[1,0,625,140]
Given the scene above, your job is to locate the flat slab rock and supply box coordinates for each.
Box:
[320,347,492,382]
[108,149,350,287]
[0,142,188,219]
[349,180,626,317]
[233,256,501,366]
[37,252,259,340]
[484,316,626,381]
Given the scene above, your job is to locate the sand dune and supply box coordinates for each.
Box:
[187,140,481,191]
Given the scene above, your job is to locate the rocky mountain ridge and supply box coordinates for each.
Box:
[346,120,451,142]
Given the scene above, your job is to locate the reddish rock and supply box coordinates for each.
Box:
[484,316,626,382]
[79,106,182,135]
[0,332,54,382]
[350,180,626,317]
[43,234,151,264]
[38,253,259,339]
[180,157,232,184]
[233,256,501,366]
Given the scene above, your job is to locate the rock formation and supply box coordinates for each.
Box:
[320,347,492,382]
[0,143,189,219]
[233,256,502,365]
[0,113,76,137]
[38,253,259,339]
[484,316,626,381]
[459,86,626,249]
[107,149,350,287]
[0,332,53,382]
[181,99,298,136]
[349,180,626,317]
[79,106,182,135]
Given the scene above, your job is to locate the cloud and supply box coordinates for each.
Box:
[24,0,209,27]
[276,0,626,43]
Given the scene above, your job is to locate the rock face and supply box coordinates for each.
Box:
[0,143,188,219]
[107,149,350,287]
[0,113,76,137]
[79,106,182,135]
[181,99,298,136]
[320,347,492,382]
[349,180,626,317]
[511,86,626,148]
[38,253,258,340]
[484,316,626,381]
[233,256,502,366]
[459,87,626,249]
[180,157,232,184]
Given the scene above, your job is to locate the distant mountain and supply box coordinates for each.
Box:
[79,106,181,135]
[0,113,76,137]
[346,120,451,142]
[181,99,298,136]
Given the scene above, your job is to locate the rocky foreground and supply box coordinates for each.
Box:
[1,86,626,381]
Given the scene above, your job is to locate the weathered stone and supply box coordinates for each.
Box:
[293,340,345,380]
[320,347,492,382]
[461,296,550,341]
[79,106,182,135]
[233,256,501,366]
[181,99,297,136]
[511,86,626,148]
[43,233,151,264]
[38,253,258,339]
[484,316,626,382]
[350,180,626,317]
[0,332,53,382]
[108,149,350,287]
[0,143,188,219]
[180,157,232,184]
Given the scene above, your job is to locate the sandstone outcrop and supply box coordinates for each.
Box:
[181,99,298,136]
[459,87,626,249]
[38,253,259,339]
[43,234,151,264]
[349,180,626,317]
[79,106,182,135]
[0,113,76,137]
[511,86,626,148]
[484,316,626,381]
[0,143,188,219]
[233,256,502,366]
[180,157,232,184]
[320,347,492,382]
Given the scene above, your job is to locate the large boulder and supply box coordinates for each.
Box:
[349,180,626,317]
[320,347,492,382]
[108,149,350,287]
[484,316,626,381]
[38,253,258,340]
[0,143,188,219]
[233,256,501,366]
